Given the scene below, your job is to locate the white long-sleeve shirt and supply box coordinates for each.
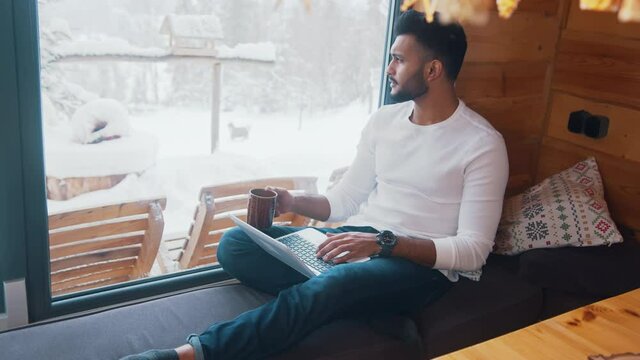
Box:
[325,100,509,281]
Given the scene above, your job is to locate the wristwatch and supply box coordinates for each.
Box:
[376,230,398,257]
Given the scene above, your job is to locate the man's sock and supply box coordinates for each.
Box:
[119,349,179,360]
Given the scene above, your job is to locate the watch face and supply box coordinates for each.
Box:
[380,231,396,244]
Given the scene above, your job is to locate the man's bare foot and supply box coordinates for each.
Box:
[119,349,178,360]
[176,344,196,360]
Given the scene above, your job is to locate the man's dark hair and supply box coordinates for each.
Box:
[393,10,467,81]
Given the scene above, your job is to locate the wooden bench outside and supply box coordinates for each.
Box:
[48,197,166,296]
[159,177,317,272]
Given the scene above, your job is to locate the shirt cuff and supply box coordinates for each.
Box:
[433,237,456,270]
[324,190,343,223]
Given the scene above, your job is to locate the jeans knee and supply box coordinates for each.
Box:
[217,227,252,270]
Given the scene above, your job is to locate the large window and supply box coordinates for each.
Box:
[34,0,392,303]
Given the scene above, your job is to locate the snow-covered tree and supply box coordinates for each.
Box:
[39,17,98,125]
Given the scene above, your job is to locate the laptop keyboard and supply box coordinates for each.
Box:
[278,233,335,273]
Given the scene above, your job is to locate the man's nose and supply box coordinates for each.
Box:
[386,62,394,76]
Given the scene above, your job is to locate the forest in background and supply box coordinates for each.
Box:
[38,0,389,121]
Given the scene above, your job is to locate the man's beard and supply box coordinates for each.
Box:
[389,71,428,102]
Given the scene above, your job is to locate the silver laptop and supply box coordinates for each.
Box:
[229,214,368,278]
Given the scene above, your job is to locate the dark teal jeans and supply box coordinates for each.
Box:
[193,225,451,360]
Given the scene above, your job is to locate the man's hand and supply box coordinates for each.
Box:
[316,232,380,264]
[264,186,331,222]
[266,186,294,217]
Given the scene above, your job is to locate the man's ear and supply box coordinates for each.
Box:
[424,60,445,82]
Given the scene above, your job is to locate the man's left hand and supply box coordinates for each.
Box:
[316,232,380,264]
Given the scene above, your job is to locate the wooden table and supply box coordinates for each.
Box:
[436,288,640,360]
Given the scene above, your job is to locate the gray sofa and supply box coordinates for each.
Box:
[1,229,638,360]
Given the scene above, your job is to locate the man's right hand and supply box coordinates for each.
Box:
[265,186,331,222]
[266,186,295,217]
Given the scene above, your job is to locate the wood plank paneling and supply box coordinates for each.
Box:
[458,61,548,99]
[457,2,563,196]
[537,138,640,233]
[466,96,547,138]
[537,0,640,233]
[553,31,640,109]
[465,12,560,62]
[457,64,503,99]
[547,92,640,162]
[504,138,540,195]
[566,0,640,39]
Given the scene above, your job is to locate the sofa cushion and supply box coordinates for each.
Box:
[517,237,640,298]
[0,284,420,360]
[494,157,623,255]
[0,285,271,360]
[418,258,543,358]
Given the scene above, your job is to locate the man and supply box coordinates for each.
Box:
[124,10,508,360]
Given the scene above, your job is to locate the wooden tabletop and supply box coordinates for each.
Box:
[436,288,640,360]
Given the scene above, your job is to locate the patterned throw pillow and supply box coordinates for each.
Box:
[493,157,624,255]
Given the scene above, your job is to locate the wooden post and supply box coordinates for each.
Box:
[211,61,222,153]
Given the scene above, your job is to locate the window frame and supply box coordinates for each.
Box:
[0,0,28,317]
[10,0,400,322]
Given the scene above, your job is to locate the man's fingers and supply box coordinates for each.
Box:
[331,251,358,264]
[266,186,287,194]
[323,244,352,261]
[316,239,345,258]
[317,238,349,258]
[317,233,348,252]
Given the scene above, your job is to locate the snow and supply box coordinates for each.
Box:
[45,102,371,239]
[45,125,158,178]
[161,14,224,40]
[53,35,171,58]
[48,17,72,39]
[40,92,60,126]
[36,0,388,278]
[217,42,276,62]
[52,35,275,62]
[71,98,130,144]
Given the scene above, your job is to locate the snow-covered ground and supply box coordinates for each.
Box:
[46,102,371,240]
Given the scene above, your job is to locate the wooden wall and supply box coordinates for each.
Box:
[456,0,566,196]
[457,0,640,235]
[537,0,640,236]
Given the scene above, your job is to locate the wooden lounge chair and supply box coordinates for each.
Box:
[163,177,317,271]
[48,197,166,296]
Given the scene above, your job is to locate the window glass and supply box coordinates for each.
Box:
[38,0,390,297]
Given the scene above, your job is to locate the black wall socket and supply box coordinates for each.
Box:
[568,110,590,133]
[567,110,609,139]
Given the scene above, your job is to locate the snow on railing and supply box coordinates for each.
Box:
[53,37,170,59]
[51,36,276,63]
[216,43,276,62]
